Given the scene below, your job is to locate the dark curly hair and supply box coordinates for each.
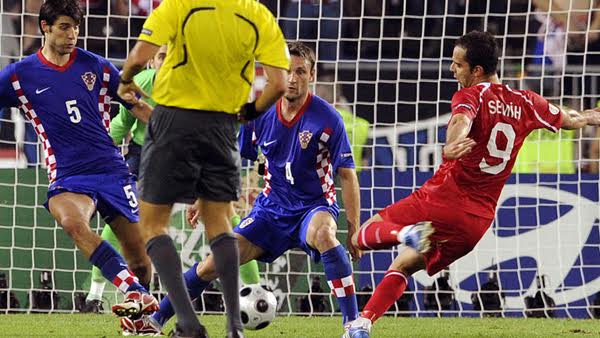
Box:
[38,0,84,33]
[455,31,499,75]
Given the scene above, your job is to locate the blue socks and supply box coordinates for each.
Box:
[322,245,359,324]
[152,262,210,327]
[89,240,145,293]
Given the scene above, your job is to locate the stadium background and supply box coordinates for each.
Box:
[0,0,599,319]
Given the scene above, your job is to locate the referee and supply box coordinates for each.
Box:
[117,0,289,337]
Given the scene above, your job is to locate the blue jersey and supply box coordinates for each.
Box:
[0,48,131,183]
[239,93,355,213]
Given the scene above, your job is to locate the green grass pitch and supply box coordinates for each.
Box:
[0,314,598,337]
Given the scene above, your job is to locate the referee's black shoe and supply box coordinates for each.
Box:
[227,329,244,338]
[168,323,209,338]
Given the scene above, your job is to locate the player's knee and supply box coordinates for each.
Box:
[393,252,425,276]
[59,216,90,239]
[396,264,418,277]
[313,224,338,252]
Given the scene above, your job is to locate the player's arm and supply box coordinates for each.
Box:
[121,41,159,86]
[0,65,18,108]
[118,41,157,104]
[101,57,153,123]
[128,100,153,124]
[255,65,287,113]
[239,7,289,122]
[560,107,600,130]
[328,117,362,260]
[119,0,175,104]
[239,64,287,122]
[238,122,259,161]
[443,114,476,160]
[337,166,361,261]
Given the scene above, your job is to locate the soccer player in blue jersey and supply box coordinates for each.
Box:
[135,41,364,337]
[0,0,158,318]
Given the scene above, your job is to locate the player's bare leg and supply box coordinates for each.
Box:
[346,249,426,337]
[305,211,360,327]
[49,192,153,316]
[226,203,261,284]
[109,215,152,287]
[305,211,339,253]
[148,233,264,333]
[109,216,159,319]
[141,199,206,337]
[48,192,100,257]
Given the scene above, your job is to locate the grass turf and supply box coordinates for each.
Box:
[0,314,598,337]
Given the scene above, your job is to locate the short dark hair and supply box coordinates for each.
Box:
[288,42,316,70]
[38,0,83,33]
[455,31,499,75]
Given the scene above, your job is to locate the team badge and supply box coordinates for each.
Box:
[298,130,313,149]
[239,218,254,229]
[81,72,97,91]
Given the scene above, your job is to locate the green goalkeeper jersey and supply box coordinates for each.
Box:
[337,108,370,171]
[512,128,576,174]
[110,69,157,146]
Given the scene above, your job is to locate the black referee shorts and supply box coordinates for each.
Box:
[139,105,241,204]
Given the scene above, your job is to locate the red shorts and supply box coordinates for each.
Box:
[379,190,493,275]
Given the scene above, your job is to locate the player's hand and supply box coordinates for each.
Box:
[582,107,600,126]
[443,137,476,160]
[346,226,362,261]
[117,81,149,105]
[186,199,203,229]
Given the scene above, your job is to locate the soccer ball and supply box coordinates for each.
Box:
[239,284,277,330]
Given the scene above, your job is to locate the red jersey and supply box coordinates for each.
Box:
[420,82,563,218]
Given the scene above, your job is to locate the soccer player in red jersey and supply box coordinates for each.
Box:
[344,30,600,337]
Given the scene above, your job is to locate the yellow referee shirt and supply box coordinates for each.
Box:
[138,0,290,113]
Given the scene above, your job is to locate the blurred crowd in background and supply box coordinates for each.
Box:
[0,0,599,173]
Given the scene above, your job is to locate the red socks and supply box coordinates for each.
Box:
[361,270,408,323]
[356,221,402,250]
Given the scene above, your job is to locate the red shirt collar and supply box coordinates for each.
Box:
[276,93,313,128]
[37,48,77,72]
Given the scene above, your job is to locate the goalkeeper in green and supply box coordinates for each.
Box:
[82,45,260,312]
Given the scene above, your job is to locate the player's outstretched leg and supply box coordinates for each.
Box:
[82,224,121,313]
[87,239,158,317]
[151,262,211,330]
[150,258,260,331]
[231,214,261,285]
[346,249,425,337]
[48,192,157,317]
[109,215,157,318]
[354,217,433,253]
[398,221,434,253]
[149,234,263,334]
